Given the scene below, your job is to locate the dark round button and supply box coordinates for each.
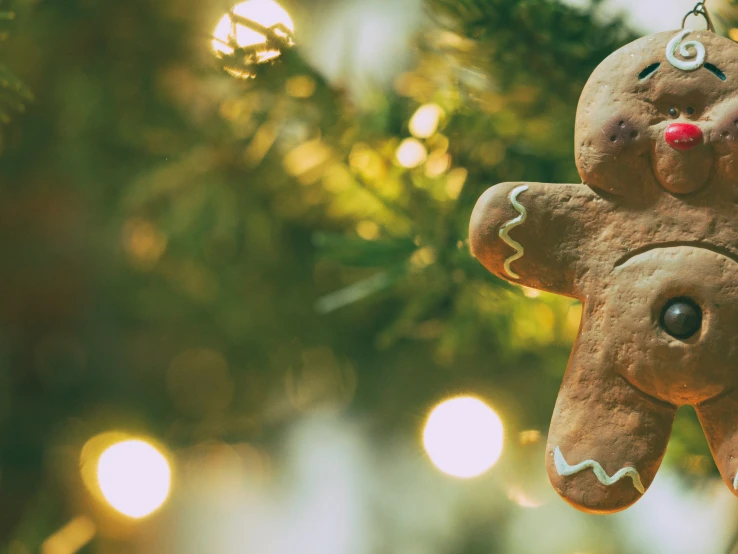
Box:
[660,298,702,339]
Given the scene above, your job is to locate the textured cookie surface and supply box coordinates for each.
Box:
[470,29,738,513]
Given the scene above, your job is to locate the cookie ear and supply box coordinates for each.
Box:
[546,300,676,514]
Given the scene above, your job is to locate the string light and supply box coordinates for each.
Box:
[396,138,427,168]
[212,0,295,76]
[423,396,504,479]
[92,438,172,519]
[409,104,444,139]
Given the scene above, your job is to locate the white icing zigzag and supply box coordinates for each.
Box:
[498,185,529,280]
[733,471,738,490]
[554,446,645,494]
[666,29,706,72]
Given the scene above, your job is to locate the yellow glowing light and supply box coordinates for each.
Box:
[284,139,332,177]
[506,486,545,508]
[730,28,738,43]
[425,151,451,178]
[423,396,504,479]
[286,75,317,98]
[96,440,172,519]
[396,138,427,169]
[41,516,96,554]
[522,286,541,299]
[519,429,542,445]
[212,0,295,58]
[409,104,444,139]
[445,167,468,199]
[356,220,380,241]
[410,246,437,269]
[122,218,167,268]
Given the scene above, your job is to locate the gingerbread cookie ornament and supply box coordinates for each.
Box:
[470,6,738,514]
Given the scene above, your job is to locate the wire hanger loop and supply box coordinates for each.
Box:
[682,1,715,32]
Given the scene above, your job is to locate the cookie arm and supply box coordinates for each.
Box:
[695,390,738,497]
[469,182,595,297]
[546,301,676,513]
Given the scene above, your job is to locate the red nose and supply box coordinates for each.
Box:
[665,123,703,151]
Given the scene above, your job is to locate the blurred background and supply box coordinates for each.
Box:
[2,0,738,552]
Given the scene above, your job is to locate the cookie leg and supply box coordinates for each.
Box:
[545,310,677,514]
[695,389,738,496]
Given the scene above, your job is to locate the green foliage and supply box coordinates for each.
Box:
[2,0,736,548]
[303,0,636,354]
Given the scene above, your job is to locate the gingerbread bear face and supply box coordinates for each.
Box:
[470,29,738,514]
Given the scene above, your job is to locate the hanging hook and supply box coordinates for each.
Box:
[682,1,715,32]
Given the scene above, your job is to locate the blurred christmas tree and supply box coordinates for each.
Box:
[1,0,736,551]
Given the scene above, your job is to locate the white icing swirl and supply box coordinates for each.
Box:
[666,29,706,72]
[554,446,645,494]
[498,185,529,280]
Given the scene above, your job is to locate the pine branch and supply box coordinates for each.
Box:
[426,0,635,94]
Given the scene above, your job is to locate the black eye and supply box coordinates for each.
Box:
[638,62,661,80]
[669,108,679,118]
[704,63,727,81]
[686,107,695,115]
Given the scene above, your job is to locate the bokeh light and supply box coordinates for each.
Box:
[423,396,504,479]
[96,439,172,519]
[409,104,444,139]
[425,150,451,178]
[286,75,317,99]
[41,516,96,554]
[212,0,295,61]
[507,486,545,508]
[395,138,428,168]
